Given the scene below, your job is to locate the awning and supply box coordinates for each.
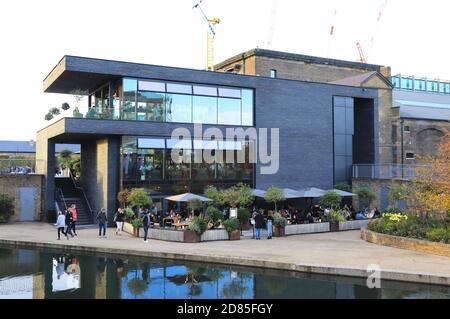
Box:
[282,188,304,199]
[251,189,267,197]
[325,189,357,197]
[297,187,326,198]
[165,193,211,202]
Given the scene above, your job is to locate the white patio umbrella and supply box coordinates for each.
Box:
[325,189,357,197]
[165,193,211,202]
[251,189,267,197]
[297,187,327,198]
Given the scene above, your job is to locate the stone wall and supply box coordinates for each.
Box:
[0,174,44,222]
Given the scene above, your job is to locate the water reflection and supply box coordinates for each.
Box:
[0,247,449,299]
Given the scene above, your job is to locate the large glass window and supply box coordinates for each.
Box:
[137,91,165,121]
[166,94,192,123]
[439,82,450,94]
[193,96,217,124]
[400,77,413,90]
[165,149,191,181]
[136,149,164,182]
[427,81,438,93]
[218,98,241,125]
[241,89,253,126]
[391,76,400,88]
[414,79,426,91]
[122,79,137,120]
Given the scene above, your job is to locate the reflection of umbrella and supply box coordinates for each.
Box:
[325,189,357,197]
[297,187,326,198]
[165,193,211,202]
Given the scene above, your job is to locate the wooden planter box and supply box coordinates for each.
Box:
[329,221,339,232]
[133,227,140,237]
[240,221,251,230]
[273,226,285,237]
[183,230,201,243]
[228,229,241,240]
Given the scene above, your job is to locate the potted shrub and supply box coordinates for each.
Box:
[273,212,287,237]
[237,208,251,230]
[328,210,345,232]
[223,218,241,240]
[131,218,143,237]
[184,215,208,243]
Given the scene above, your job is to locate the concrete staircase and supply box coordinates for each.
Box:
[55,177,94,225]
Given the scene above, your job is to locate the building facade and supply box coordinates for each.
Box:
[36,54,386,222]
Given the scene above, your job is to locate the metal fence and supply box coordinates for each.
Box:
[352,164,428,180]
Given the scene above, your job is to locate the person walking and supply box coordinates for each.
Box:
[142,207,150,243]
[114,208,125,235]
[65,208,74,239]
[54,211,66,240]
[266,210,274,239]
[254,209,265,240]
[71,204,78,236]
[97,208,107,238]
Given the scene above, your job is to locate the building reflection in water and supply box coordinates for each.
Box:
[1,247,450,299]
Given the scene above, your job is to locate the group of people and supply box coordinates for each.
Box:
[251,209,274,240]
[54,204,78,240]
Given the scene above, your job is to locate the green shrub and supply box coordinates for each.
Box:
[206,206,223,223]
[128,188,152,207]
[131,218,143,228]
[237,208,251,225]
[425,227,450,244]
[355,187,377,208]
[319,192,342,210]
[223,218,240,232]
[0,194,14,223]
[382,207,402,215]
[124,208,135,223]
[264,186,285,210]
[187,215,208,235]
[273,212,288,227]
[327,210,345,222]
[334,182,352,192]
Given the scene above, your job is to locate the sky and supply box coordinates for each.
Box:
[1,0,449,141]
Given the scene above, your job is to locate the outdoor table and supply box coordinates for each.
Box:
[173,222,188,230]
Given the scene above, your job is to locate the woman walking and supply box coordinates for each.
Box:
[55,211,66,240]
[114,208,125,235]
[65,208,74,239]
[97,208,107,238]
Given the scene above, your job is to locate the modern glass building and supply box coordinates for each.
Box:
[36,55,388,222]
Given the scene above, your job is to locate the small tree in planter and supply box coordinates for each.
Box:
[204,185,225,208]
[205,206,223,229]
[131,218,143,237]
[124,208,135,222]
[356,187,377,210]
[319,191,342,211]
[273,212,288,237]
[334,182,352,192]
[237,208,251,231]
[128,188,152,213]
[185,215,208,243]
[264,186,285,211]
[327,210,345,232]
[223,218,241,240]
[117,189,130,209]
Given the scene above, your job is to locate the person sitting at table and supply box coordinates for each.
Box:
[355,211,367,220]
[373,207,381,218]
[306,212,314,223]
[365,208,375,219]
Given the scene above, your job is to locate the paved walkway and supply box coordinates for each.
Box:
[0,222,449,286]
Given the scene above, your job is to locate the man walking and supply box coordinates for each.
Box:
[71,204,78,236]
[254,209,265,240]
[142,207,150,243]
[97,208,107,238]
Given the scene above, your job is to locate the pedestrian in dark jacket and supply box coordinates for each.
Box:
[142,207,150,243]
[254,210,265,240]
[65,208,74,239]
[97,208,107,238]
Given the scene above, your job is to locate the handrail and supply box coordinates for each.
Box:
[69,169,94,215]
[55,187,68,211]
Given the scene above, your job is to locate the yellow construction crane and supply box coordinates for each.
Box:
[193,1,220,71]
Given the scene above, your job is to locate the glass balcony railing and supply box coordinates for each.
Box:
[83,107,121,120]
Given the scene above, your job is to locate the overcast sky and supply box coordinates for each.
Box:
[1,0,449,141]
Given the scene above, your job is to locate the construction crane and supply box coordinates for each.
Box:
[356,42,367,63]
[356,0,388,63]
[193,0,220,71]
[326,9,338,58]
[266,0,278,49]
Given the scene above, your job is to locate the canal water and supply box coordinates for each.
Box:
[0,246,449,299]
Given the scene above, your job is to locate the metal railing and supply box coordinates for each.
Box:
[352,164,428,180]
[55,187,68,212]
[68,169,95,217]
